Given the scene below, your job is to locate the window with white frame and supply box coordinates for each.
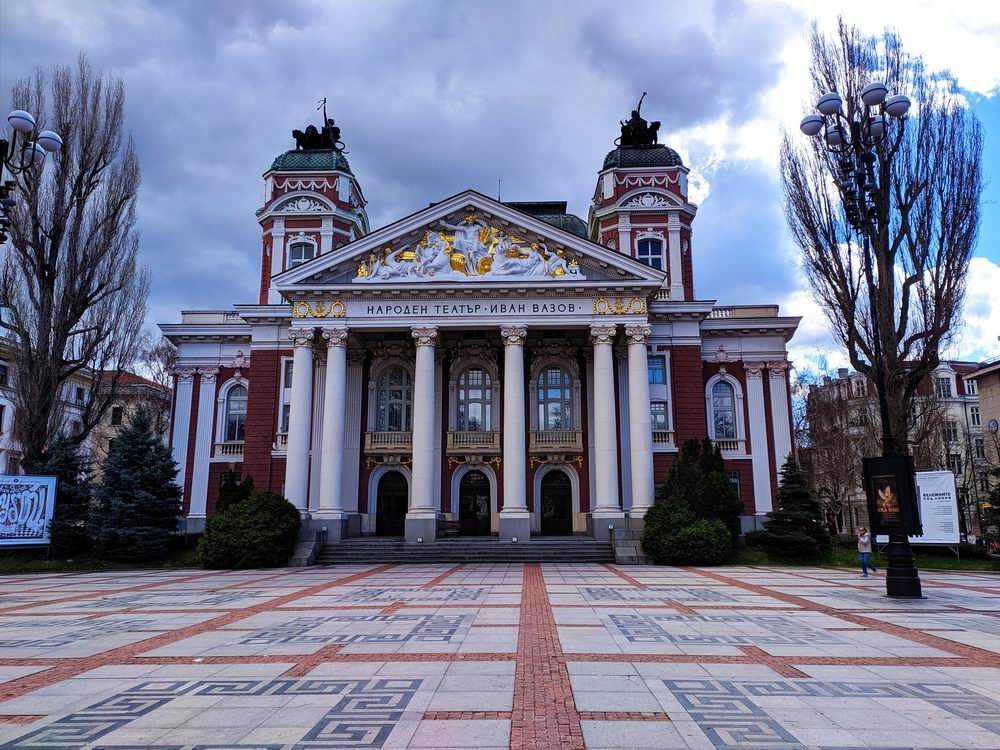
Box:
[971,406,981,427]
[975,437,986,460]
[946,453,962,475]
[456,366,492,431]
[935,376,952,398]
[647,355,666,385]
[288,240,315,268]
[636,238,664,270]
[711,380,738,439]
[224,385,247,442]
[650,402,668,431]
[537,366,573,430]
[966,379,978,396]
[942,419,959,443]
[727,470,741,495]
[279,358,293,434]
[376,366,413,432]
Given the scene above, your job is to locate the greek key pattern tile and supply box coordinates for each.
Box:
[663,679,1000,747]
[580,586,737,603]
[240,614,470,646]
[607,613,844,646]
[0,618,155,648]
[318,587,488,604]
[3,677,421,749]
[67,590,268,609]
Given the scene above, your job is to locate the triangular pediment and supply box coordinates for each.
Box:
[273,190,664,292]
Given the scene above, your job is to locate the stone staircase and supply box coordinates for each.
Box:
[315,536,614,564]
[611,526,648,565]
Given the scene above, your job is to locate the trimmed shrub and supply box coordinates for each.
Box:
[215,474,255,514]
[759,455,830,562]
[91,410,182,563]
[667,520,734,566]
[198,489,301,569]
[656,438,744,539]
[641,498,696,564]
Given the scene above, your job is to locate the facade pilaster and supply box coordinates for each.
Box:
[499,325,530,541]
[768,360,793,473]
[316,328,350,536]
[188,367,219,526]
[284,330,314,512]
[590,323,623,537]
[745,360,773,516]
[667,214,684,300]
[171,367,196,505]
[406,325,439,542]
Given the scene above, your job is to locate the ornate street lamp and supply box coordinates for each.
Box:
[800,84,924,598]
[1,109,62,242]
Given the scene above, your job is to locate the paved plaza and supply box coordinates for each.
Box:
[0,564,996,749]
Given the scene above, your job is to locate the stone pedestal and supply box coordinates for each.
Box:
[588,510,625,541]
[405,513,438,544]
[499,512,531,542]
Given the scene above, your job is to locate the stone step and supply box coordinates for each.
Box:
[316,539,614,564]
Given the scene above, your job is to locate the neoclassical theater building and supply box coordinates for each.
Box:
[160,105,800,543]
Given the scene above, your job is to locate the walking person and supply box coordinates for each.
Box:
[857,527,877,577]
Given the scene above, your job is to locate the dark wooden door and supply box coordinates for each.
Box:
[540,470,573,535]
[459,470,491,536]
[375,471,407,537]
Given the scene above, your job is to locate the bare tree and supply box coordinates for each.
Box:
[1,55,150,468]
[141,337,176,435]
[779,20,983,454]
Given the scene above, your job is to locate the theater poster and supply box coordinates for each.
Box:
[0,475,58,546]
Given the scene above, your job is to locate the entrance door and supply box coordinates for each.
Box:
[539,470,573,535]
[458,470,491,536]
[375,471,407,537]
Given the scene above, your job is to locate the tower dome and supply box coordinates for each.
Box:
[602,144,683,170]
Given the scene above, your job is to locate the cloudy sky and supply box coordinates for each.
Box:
[2,0,998,369]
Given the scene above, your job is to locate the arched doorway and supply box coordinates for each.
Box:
[458,470,491,536]
[375,471,407,537]
[539,469,573,536]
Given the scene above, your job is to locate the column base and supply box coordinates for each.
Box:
[307,512,360,541]
[499,511,531,542]
[184,514,206,535]
[405,512,438,544]
[588,510,625,541]
[621,512,647,532]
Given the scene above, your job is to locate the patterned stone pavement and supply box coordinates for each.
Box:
[0,563,996,749]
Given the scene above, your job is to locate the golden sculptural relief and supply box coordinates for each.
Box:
[354,212,584,282]
[291,299,347,319]
[592,296,647,315]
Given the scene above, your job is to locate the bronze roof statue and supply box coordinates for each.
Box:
[616,92,661,147]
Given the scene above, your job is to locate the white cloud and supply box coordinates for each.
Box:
[949,257,1000,361]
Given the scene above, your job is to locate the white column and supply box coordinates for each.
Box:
[745,361,774,515]
[625,324,655,515]
[308,352,326,511]
[341,350,365,513]
[591,324,623,531]
[284,330,314,512]
[317,328,349,529]
[667,215,684,300]
[500,325,530,540]
[188,367,219,522]
[768,361,793,472]
[270,217,286,271]
[407,326,438,541]
[170,367,196,492]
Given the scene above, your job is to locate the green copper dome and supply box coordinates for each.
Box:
[603,144,682,170]
[268,149,353,174]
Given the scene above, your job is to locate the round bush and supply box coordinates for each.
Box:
[198,490,301,569]
[642,501,733,566]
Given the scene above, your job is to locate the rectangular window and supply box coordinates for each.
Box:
[942,420,959,443]
[852,379,866,397]
[975,437,985,460]
[647,355,666,385]
[970,406,981,427]
[75,386,85,404]
[650,402,667,431]
[727,470,741,496]
[966,379,978,396]
[935,377,952,398]
[280,403,291,434]
[0,364,8,387]
[946,453,962,475]
[110,406,124,426]
[636,238,664,270]
[283,359,294,388]
[0,404,5,432]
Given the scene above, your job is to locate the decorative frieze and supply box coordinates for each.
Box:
[593,297,647,315]
[291,299,346,319]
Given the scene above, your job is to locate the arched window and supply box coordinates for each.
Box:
[711,381,737,439]
[457,366,492,431]
[376,366,413,432]
[537,366,573,430]
[636,238,664,270]
[225,385,247,442]
[288,241,315,268]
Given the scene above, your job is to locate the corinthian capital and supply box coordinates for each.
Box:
[322,327,349,348]
[198,367,220,383]
[767,360,789,375]
[624,323,652,345]
[500,325,527,347]
[744,360,766,378]
[590,323,617,346]
[411,326,438,347]
[173,366,196,383]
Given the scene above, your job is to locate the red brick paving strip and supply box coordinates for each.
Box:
[422,564,464,588]
[0,716,43,724]
[510,563,584,749]
[737,646,809,678]
[0,564,398,702]
[599,563,647,588]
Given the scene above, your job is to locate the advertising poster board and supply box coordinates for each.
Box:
[0,474,58,546]
[877,470,959,545]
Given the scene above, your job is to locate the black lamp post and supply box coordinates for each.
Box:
[1,109,62,243]
[799,84,924,598]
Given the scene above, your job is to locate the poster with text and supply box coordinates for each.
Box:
[0,475,58,546]
[877,470,959,545]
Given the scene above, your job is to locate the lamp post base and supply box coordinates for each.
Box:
[885,534,923,598]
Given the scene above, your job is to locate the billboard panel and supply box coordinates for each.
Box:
[0,475,58,546]
[877,470,959,545]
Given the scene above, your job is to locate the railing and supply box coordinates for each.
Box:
[446,430,501,455]
[529,429,584,453]
[364,430,413,454]
[215,441,245,457]
[708,307,735,319]
[713,438,746,454]
[651,430,675,446]
[273,432,288,451]
[652,289,671,301]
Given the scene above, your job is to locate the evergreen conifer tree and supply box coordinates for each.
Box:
[761,455,831,560]
[29,434,93,557]
[92,409,182,562]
